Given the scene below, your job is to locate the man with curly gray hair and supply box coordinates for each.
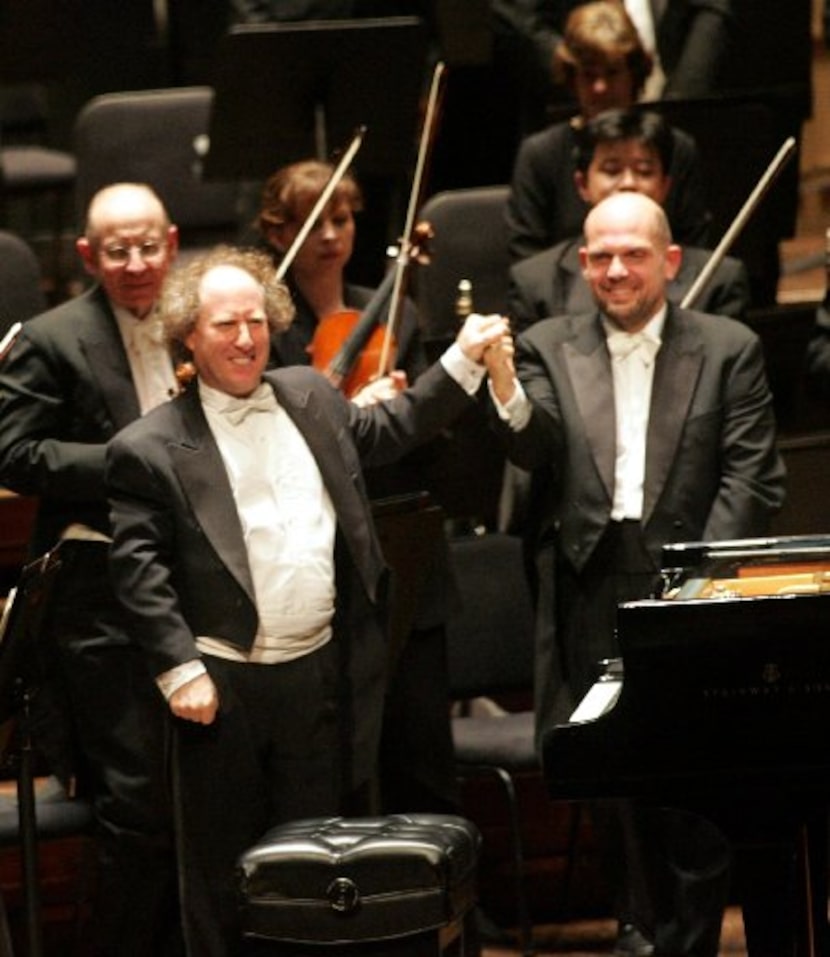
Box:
[104,244,510,957]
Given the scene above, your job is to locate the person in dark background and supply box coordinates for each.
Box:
[528,0,736,100]
[507,107,750,334]
[506,1,711,264]
[254,158,427,397]
[0,183,183,957]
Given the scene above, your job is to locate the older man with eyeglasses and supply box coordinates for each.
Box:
[0,183,184,957]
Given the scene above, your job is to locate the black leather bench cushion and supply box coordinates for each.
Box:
[237,813,480,944]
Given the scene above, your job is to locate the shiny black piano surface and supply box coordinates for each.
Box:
[542,535,830,803]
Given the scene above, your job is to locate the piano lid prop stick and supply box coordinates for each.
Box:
[680,136,797,310]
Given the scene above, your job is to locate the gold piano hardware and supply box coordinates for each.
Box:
[683,571,830,598]
[675,568,830,599]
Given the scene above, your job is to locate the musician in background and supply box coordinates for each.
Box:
[529,0,735,101]
[506,0,711,263]
[485,192,786,956]
[507,107,750,335]
[256,159,427,403]
[256,161,463,818]
[104,245,507,955]
[0,183,182,957]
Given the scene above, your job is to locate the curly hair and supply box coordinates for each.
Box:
[160,245,295,349]
[256,159,363,238]
[554,0,653,97]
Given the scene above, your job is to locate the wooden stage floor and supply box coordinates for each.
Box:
[482,907,748,956]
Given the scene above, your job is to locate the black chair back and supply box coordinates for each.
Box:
[0,230,45,344]
[73,87,241,248]
[415,186,511,347]
[446,532,535,702]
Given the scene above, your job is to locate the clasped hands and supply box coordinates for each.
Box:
[349,313,515,408]
[459,312,516,401]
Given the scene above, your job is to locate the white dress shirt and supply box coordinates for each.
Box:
[624,0,666,99]
[603,309,665,520]
[156,344,487,699]
[115,307,178,414]
[490,308,666,521]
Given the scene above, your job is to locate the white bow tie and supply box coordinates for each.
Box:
[218,386,277,426]
[129,318,165,354]
[606,331,660,364]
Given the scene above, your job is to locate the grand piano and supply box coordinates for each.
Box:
[542,534,830,955]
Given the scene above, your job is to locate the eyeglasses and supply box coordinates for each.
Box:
[100,241,166,265]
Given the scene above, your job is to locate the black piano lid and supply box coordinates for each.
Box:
[660,533,830,590]
[661,533,830,569]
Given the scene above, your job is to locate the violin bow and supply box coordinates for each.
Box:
[377,61,447,379]
[274,126,367,282]
[680,136,797,310]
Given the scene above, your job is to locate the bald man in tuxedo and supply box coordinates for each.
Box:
[486,191,785,955]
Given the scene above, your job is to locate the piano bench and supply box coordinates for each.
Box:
[237,813,481,956]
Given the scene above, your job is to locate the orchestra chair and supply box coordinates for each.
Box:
[445,531,539,957]
[0,84,76,296]
[412,187,512,529]
[0,230,46,346]
[0,546,95,957]
[72,86,242,262]
[414,186,511,357]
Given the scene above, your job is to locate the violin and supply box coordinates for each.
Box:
[306,222,433,398]
[282,62,446,399]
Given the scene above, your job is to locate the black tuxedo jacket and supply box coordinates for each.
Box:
[493,303,784,730]
[507,238,750,334]
[0,285,142,556]
[105,361,472,788]
[495,304,785,572]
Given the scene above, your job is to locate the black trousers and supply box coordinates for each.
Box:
[172,645,352,957]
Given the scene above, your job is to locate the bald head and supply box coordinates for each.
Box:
[84,183,170,242]
[584,192,672,250]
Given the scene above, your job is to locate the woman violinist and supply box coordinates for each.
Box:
[256,158,428,405]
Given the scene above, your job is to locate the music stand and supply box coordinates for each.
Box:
[0,549,63,957]
[0,539,99,957]
[203,17,429,181]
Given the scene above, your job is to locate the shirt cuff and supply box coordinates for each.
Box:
[439,342,487,396]
[488,378,531,431]
[156,658,207,701]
